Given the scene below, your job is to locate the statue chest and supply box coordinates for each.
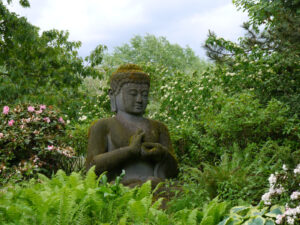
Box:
[107,120,160,151]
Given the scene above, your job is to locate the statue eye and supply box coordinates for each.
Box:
[128,90,138,96]
[142,91,148,97]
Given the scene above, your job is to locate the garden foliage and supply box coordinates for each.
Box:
[261,164,300,224]
[0,168,228,225]
[0,0,102,118]
[204,0,300,116]
[1,0,300,224]
[0,104,74,183]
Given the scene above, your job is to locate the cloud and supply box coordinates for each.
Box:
[156,3,248,56]
[6,0,249,58]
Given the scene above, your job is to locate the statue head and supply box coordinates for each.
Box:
[109,64,150,115]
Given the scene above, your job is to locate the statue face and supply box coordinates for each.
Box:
[115,83,149,115]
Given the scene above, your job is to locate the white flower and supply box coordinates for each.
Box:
[294,168,300,174]
[283,164,288,171]
[294,164,300,174]
[268,174,277,185]
[226,72,235,77]
[276,186,285,194]
[276,214,285,224]
[262,192,272,205]
[269,186,276,194]
[287,216,294,224]
[285,208,297,216]
[79,115,87,121]
[290,191,300,200]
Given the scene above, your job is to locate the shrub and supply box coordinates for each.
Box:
[63,79,112,156]
[65,123,90,156]
[261,164,300,224]
[0,104,75,183]
[154,78,300,165]
[0,168,228,225]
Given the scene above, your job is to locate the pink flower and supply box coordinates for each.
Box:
[3,106,9,115]
[47,145,54,151]
[0,133,3,138]
[35,109,43,114]
[8,119,15,126]
[43,117,51,123]
[28,106,35,112]
[40,105,46,110]
[58,117,65,124]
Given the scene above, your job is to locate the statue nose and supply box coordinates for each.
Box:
[136,94,142,103]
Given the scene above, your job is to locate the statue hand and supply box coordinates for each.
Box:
[141,142,168,161]
[129,129,145,156]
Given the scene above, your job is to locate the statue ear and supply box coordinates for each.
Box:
[109,89,117,112]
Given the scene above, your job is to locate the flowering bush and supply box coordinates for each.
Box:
[0,104,75,183]
[261,164,300,224]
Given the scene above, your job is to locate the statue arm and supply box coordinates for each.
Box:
[140,122,179,178]
[86,120,143,175]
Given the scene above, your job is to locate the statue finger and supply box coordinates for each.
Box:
[141,142,152,150]
[142,142,159,148]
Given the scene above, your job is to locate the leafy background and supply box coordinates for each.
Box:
[0,0,299,224]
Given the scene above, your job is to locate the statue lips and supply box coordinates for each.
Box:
[134,104,143,110]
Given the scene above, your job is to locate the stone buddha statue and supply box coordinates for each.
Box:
[86,64,178,186]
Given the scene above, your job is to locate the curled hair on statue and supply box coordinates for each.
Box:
[109,64,150,95]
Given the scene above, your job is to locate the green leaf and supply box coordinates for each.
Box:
[265,219,275,225]
[127,199,147,222]
[230,206,250,216]
[187,208,199,225]
[84,166,97,189]
[200,215,214,225]
[218,217,239,225]
[135,180,152,200]
[265,205,285,218]
[244,216,265,225]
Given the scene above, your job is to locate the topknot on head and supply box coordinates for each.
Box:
[114,64,144,74]
[110,64,150,94]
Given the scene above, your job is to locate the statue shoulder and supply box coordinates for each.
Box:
[88,117,116,137]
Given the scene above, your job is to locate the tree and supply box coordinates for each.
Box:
[103,34,209,74]
[204,0,300,115]
[0,0,101,106]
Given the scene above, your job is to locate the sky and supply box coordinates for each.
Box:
[7,0,249,59]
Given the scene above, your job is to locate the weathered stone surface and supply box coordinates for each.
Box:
[86,64,178,185]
